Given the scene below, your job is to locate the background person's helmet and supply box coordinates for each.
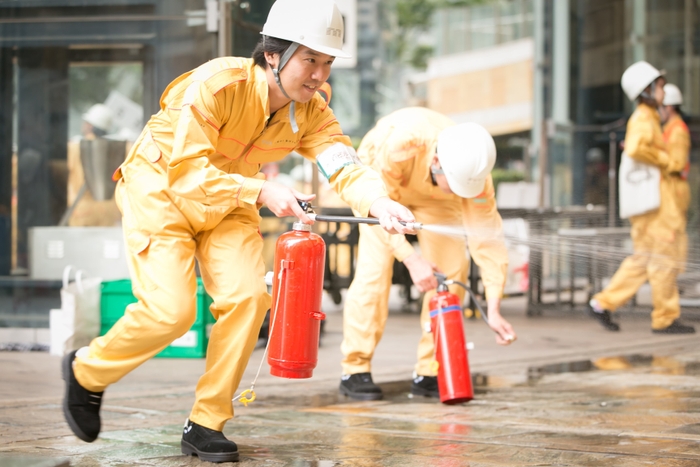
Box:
[262,0,351,58]
[621,61,663,102]
[663,83,683,106]
[437,123,497,198]
[82,104,113,132]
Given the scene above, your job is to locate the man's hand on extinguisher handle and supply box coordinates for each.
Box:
[404,253,440,292]
[258,181,315,223]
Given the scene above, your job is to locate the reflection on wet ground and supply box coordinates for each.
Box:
[3,352,700,466]
[470,353,700,389]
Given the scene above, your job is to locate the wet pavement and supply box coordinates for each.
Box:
[1,296,700,466]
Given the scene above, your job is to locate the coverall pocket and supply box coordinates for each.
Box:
[125,230,151,255]
[124,230,157,292]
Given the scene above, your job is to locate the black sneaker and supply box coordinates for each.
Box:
[588,305,620,331]
[62,350,103,442]
[181,419,239,463]
[652,320,696,334]
[339,373,383,400]
[411,375,439,398]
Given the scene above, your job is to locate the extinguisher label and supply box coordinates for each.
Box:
[429,305,461,318]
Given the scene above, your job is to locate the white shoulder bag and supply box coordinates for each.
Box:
[618,151,661,219]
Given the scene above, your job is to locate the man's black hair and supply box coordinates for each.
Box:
[252,36,293,68]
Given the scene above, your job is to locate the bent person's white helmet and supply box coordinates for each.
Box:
[262,0,350,59]
[437,123,497,198]
[621,61,663,102]
[663,83,683,106]
[82,104,113,132]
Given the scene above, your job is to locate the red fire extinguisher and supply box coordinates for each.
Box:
[267,221,326,379]
[428,279,474,404]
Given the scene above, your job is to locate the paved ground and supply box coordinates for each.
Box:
[1,294,700,466]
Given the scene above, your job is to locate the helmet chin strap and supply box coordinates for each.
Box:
[640,80,658,106]
[269,41,300,133]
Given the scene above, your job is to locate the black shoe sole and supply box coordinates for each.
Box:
[62,352,98,443]
[181,440,240,463]
[588,310,620,332]
[410,386,439,398]
[339,385,383,401]
[652,328,696,334]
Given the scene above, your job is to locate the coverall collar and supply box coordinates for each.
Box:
[254,63,306,130]
[638,102,661,122]
[253,64,272,122]
[424,142,439,185]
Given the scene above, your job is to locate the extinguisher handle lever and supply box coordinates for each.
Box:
[297,199,314,213]
[434,272,448,285]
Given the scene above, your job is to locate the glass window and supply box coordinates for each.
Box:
[0,1,218,277]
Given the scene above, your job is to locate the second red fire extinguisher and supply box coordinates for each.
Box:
[428,278,474,404]
[267,220,326,379]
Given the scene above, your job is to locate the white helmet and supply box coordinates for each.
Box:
[663,83,683,106]
[621,61,663,102]
[437,123,496,198]
[262,0,350,59]
[82,104,113,132]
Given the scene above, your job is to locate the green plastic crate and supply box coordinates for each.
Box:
[100,278,215,358]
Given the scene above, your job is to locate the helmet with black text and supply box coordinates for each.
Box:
[261,0,350,133]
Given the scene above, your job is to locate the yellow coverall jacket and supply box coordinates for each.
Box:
[594,104,688,329]
[341,107,508,377]
[73,57,387,431]
[663,114,691,270]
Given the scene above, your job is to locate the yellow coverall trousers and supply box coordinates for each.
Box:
[73,146,270,431]
[341,198,469,377]
[593,217,681,329]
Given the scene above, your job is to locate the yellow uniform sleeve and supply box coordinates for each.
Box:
[666,123,690,173]
[356,130,425,261]
[382,151,420,262]
[297,102,388,217]
[166,78,265,210]
[625,106,670,171]
[461,176,508,299]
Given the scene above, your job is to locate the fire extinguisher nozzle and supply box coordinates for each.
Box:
[403,222,423,231]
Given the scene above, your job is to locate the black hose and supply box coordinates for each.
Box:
[446,280,492,329]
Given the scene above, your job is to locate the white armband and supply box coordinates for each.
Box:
[316,143,363,180]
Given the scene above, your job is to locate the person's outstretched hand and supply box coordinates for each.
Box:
[485,297,517,345]
[368,197,416,235]
[257,181,315,224]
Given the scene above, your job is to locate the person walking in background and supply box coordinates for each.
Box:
[61,0,416,463]
[589,62,695,335]
[660,83,691,277]
[338,107,517,401]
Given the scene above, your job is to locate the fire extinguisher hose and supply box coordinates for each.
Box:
[231,262,286,407]
[445,280,493,328]
[442,279,514,343]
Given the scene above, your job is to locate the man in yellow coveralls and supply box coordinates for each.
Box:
[588,62,695,335]
[61,0,416,462]
[338,107,517,401]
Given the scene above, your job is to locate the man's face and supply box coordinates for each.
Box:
[653,77,666,107]
[431,154,453,195]
[276,45,335,103]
